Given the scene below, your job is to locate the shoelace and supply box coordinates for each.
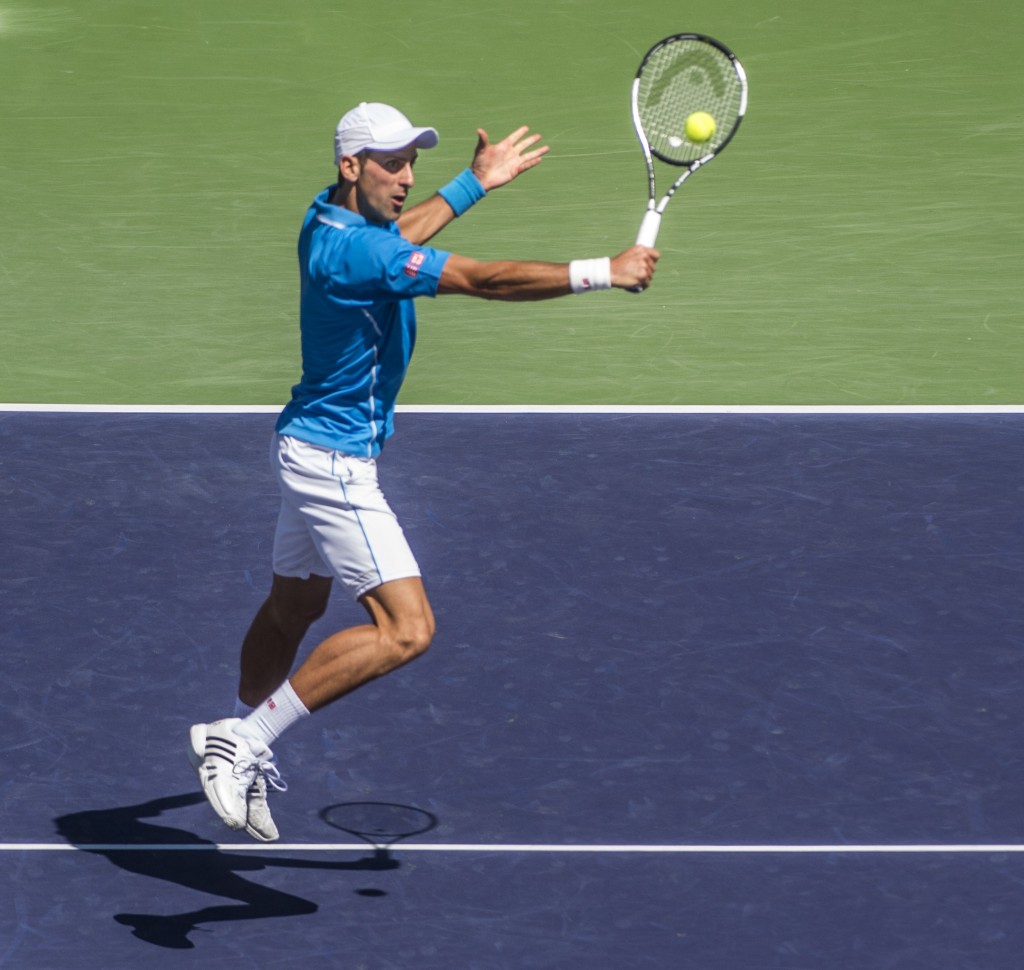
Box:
[233,756,289,794]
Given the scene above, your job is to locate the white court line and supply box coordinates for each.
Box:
[4,842,1023,854]
[1,403,1023,414]
[0,403,282,413]
[399,405,1024,415]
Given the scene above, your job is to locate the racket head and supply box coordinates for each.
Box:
[632,33,747,166]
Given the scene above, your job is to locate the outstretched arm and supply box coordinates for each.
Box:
[398,126,549,245]
[437,245,660,301]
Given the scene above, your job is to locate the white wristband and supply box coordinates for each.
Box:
[568,257,612,294]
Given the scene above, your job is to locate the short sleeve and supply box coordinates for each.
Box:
[323,226,450,303]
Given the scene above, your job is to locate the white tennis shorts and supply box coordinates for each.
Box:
[270,434,420,599]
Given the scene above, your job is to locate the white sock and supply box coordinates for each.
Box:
[236,680,309,747]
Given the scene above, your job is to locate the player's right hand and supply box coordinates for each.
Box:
[611,245,660,291]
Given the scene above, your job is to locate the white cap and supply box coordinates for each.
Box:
[333,102,439,163]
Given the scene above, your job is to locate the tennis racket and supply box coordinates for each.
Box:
[631,33,748,250]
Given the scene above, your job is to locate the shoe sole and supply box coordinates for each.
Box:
[190,722,246,832]
[187,725,204,770]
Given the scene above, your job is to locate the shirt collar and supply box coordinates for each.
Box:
[313,185,399,234]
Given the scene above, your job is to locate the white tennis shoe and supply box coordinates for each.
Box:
[188,718,286,842]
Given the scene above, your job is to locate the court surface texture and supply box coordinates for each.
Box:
[2,407,1022,968]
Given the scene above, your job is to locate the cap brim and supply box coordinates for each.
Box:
[365,127,439,151]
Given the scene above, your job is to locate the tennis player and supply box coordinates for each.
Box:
[190,102,659,841]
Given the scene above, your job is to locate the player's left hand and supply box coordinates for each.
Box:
[471,126,549,191]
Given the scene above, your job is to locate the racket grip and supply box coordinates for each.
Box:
[635,209,662,248]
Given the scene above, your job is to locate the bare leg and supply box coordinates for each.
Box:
[238,573,333,707]
[289,576,435,712]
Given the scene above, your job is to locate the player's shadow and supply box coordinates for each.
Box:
[54,792,409,950]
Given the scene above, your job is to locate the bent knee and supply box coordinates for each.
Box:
[400,619,435,658]
[388,617,435,663]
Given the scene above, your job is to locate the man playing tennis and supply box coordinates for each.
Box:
[190,102,659,841]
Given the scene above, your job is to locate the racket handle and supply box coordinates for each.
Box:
[635,209,662,248]
[628,210,661,292]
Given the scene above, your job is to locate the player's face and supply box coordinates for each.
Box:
[354,146,418,223]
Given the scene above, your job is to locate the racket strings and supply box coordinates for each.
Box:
[637,40,744,163]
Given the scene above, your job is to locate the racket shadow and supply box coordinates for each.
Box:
[319,801,439,870]
[55,792,398,950]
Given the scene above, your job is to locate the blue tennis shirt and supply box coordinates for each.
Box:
[275,186,451,457]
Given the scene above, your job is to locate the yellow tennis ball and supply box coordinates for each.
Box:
[685,111,716,143]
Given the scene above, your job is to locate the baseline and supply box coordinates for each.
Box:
[6,842,1024,854]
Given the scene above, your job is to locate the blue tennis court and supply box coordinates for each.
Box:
[2,408,1022,968]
